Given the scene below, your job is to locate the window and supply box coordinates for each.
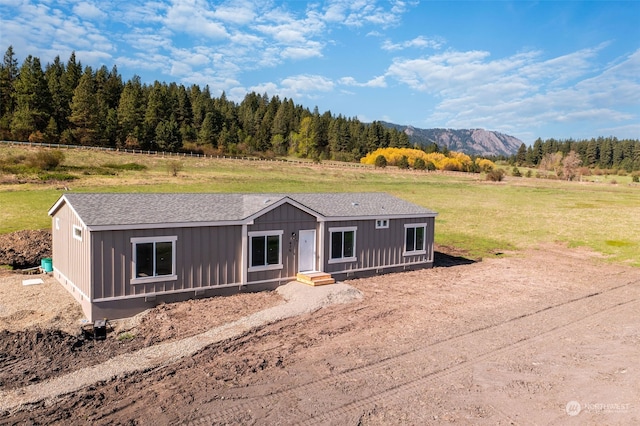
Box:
[375,219,389,229]
[55,217,60,230]
[404,224,426,255]
[329,227,357,263]
[131,236,177,283]
[249,231,283,271]
[73,225,82,241]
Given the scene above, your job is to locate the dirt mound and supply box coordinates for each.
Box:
[0,229,51,269]
[0,327,146,390]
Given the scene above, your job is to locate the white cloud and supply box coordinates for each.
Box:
[119,1,166,24]
[249,74,335,100]
[387,45,640,138]
[73,2,106,20]
[281,74,335,95]
[213,1,256,25]
[340,0,409,28]
[381,35,444,51]
[597,123,640,139]
[339,75,386,87]
[281,43,324,60]
[164,0,228,39]
[123,32,170,52]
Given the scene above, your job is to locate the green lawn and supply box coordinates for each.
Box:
[1,146,639,266]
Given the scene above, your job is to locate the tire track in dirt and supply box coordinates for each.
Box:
[185,279,640,425]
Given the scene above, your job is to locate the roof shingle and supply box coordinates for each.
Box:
[55,192,436,228]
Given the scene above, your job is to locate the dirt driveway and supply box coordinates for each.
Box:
[1,244,639,425]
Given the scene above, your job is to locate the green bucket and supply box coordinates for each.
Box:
[41,258,53,273]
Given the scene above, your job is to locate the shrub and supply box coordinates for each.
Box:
[486,169,505,182]
[413,157,426,170]
[512,167,522,177]
[28,150,65,171]
[475,158,495,172]
[526,170,533,178]
[28,131,46,143]
[374,154,387,168]
[39,172,77,181]
[167,160,183,176]
[117,332,135,341]
[104,162,147,171]
[60,129,75,145]
[397,155,409,169]
[632,175,639,183]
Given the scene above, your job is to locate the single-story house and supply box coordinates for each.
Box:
[48,192,437,320]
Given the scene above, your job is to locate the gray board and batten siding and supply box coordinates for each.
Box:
[48,193,437,321]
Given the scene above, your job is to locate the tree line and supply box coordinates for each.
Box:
[0,46,415,162]
[511,137,640,172]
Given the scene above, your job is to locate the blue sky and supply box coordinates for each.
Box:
[1,0,639,144]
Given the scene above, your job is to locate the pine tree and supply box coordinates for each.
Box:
[516,143,527,165]
[0,46,19,135]
[62,52,82,106]
[599,139,613,169]
[531,138,543,165]
[45,56,68,138]
[198,112,217,145]
[585,140,598,166]
[144,81,170,147]
[44,117,59,142]
[69,67,99,145]
[11,55,51,140]
[117,75,145,146]
[155,119,182,151]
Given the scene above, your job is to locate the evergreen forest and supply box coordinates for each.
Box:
[1,46,639,171]
[0,47,411,162]
[511,137,640,172]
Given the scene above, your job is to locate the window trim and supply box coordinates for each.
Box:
[328,226,357,264]
[130,236,178,284]
[72,225,82,241]
[375,219,389,229]
[404,223,427,256]
[248,230,283,272]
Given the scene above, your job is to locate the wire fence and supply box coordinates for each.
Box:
[0,139,479,176]
[0,140,375,169]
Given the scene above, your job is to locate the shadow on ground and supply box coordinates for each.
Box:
[434,248,478,267]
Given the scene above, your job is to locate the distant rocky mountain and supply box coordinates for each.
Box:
[380,122,523,157]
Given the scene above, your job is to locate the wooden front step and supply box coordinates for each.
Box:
[296,271,335,286]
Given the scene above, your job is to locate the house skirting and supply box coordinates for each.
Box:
[62,276,294,322]
[330,260,433,281]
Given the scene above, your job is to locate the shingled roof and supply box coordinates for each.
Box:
[50,192,436,229]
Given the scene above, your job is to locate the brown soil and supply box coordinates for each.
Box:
[0,243,639,425]
[0,230,51,269]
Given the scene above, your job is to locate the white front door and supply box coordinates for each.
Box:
[298,229,316,272]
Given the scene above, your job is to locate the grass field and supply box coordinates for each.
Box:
[1,145,639,266]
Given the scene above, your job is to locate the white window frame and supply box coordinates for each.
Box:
[404,223,427,256]
[72,225,83,241]
[55,217,60,231]
[248,230,283,272]
[375,219,389,229]
[328,226,357,264]
[130,236,178,284]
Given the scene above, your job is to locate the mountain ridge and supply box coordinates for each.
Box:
[380,122,523,157]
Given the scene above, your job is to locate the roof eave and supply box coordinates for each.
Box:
[319,212,437,222]
[86,219,250,232]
